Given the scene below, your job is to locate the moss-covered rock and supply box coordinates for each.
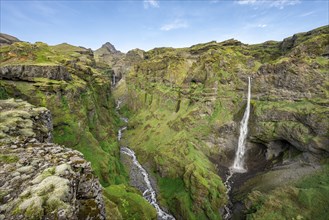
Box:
[0,99,105,220]
[119,25,329,219]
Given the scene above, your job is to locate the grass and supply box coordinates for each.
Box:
[124,79,228,219]
[103,185,157,220]
[245,165,329,220]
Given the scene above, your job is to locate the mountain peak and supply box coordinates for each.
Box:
[102,42,121,54]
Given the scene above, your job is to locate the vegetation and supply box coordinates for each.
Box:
[245,165,329,220]
[0,41,156,218]
[1,25,328,219]
[120,25,329,219]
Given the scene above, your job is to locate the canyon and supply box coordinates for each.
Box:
[0,25,328,219]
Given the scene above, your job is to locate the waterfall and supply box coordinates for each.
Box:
[116,100,175,220]
[231,77,251,173]
[121,147,175,220]
[223,77,251,219]
[112,74,116,86]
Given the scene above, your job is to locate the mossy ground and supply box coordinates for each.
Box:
[103,184,157,220]
[1,25,328,219]
[245,164,329,220]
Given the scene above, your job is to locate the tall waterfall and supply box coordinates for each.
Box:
[232,77,251,173]
[223,77,251,219]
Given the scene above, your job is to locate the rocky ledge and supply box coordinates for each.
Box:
[0,99,105,220]
[0,65,72,82]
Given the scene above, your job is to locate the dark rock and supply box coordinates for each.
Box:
[0,65,72,82]
[0,33,20,46]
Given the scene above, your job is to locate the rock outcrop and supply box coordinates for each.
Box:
[0,99,105,220]
[0,34,20,46]
[0,65,72,82]
[94,43,144,84]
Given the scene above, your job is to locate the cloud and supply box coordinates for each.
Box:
[160,19,188,31]
[257,24,267,28]
[144,0,159,9]
[300,11,315,17]
[237,0,300,9]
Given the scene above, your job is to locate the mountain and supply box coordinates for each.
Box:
[0,33,20,46]
[0,25,328,220]
[94,43,144,85]
[0,40,156,219]
[115,25,329,219]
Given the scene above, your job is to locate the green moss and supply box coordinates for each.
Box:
[0,153,19,163]
[246,165,329,220]
[0,87,9,100]
[104,184,157,220]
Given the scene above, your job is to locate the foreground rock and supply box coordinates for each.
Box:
[0,99,105,220]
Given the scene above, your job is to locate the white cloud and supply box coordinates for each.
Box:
[144,0,159,9]
[300,11,315,17]
[238,0,257,5]
[160,19,188,31]
[237,0,300,9]
[257,24,267,28]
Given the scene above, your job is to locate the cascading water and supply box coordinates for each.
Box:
[112,74,116,87]
[232,76,251,173]
[121,147,175,220]
[116,100,175,220]
[223,77,251,219]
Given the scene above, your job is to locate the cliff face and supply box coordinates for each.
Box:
[0,41,121,186]
[94,44,144,84]
[0,40,158,219]
[115,25,329,219]
[1,26,328,220]
[0,99,105,220]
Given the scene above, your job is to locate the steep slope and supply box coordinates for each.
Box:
[115,25,329,219]
[0,41,157,219]
[94,43,144,85]
[0,99,105,220]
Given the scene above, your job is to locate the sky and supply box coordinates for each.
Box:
[0,0,328,52]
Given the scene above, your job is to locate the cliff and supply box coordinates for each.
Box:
[1,25,328,220]
[115,25,329,219]
[0,41,156,219]
[0,99,105,219]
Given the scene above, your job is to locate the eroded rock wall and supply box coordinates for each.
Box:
[0,99,105,220]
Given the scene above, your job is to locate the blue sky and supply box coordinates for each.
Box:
[1,0,328,52]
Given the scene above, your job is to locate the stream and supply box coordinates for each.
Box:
[116,100,175,220]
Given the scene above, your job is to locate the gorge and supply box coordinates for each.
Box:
[0,25,329,220]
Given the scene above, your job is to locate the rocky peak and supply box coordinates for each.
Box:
[101,42,122,54]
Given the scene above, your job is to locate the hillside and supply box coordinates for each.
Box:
[114,25,329,219]
[0,37,156,219]
[1,26,328,220]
